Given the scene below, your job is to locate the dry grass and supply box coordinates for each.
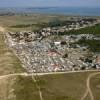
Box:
[36,72,96,100]
[0,32,25,75]
[0,72,99,100]
[13,76,40,100]
[0,14,70,32]
[91,74,100,100]
[0,76,16,100]
[9,72,100,100]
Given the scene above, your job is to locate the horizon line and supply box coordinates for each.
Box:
[0,6,100,8]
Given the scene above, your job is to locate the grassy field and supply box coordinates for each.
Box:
[0,76,14,100]
[0,75,40,100]
[0,71,99,100]
[0,14,70,32]
[14,72,100,100]
[91,74,100,100]
[36,72,92,100]
[0,73,89,100]
[0,32,25,75]
[13,76,40,100]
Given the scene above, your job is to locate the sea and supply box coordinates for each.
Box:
[0,7,100,16]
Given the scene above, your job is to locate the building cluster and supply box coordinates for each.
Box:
[41,18,98,35]
[8,18,99,41]
[6,31,100,73]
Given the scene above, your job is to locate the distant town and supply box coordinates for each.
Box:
[6,17,100,73]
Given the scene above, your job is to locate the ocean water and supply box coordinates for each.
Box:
[26,7,100,16]
[0,7,100,16]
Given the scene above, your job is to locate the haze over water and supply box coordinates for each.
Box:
[0,7,100,16]
[26,7,100,16]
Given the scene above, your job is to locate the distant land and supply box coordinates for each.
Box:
[0,7,100,16]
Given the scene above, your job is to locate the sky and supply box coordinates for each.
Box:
[0,0,100,7]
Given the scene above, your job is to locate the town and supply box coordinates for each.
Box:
[5,17,100,73]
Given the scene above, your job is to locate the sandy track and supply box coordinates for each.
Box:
[0,70,100,80]
[0,26,5,32]
[32,74,44,100]
[81,72,100,100]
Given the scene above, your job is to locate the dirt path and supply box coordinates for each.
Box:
[0,70,99,80]
[0,72,44,100]
[0,71,100,100]
[0,73,28,80]
[81,89,88,100]
[0,26,5,32]
[81,72,100,100]
[32,74,44,100]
